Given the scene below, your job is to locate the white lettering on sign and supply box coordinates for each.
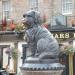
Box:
[53,33,70,39]
[65,33,69,38]
[54,34,59,38]
[59,33,64,38]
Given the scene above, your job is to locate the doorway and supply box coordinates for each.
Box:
[0,45,10,69]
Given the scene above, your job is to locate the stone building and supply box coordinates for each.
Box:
[0,0,75,28]
[0,0,28,22]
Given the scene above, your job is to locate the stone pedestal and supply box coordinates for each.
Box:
[20,63,65,75]
[21,70,63,75]
[20,57,65,75]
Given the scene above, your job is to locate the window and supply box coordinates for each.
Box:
[2,0,11,19]
[29,0,38,10]
[62,0,73,15]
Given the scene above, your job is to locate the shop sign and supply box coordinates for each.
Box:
[53,32,75,39]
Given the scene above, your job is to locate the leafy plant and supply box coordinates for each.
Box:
[11,47,18,72]
[11,47,18,60]
[15,23,25,32]
[64,45,74,55]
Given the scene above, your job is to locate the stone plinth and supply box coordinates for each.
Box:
[21,70,63,75]
[20,63,65,75]
[20,57,65,75]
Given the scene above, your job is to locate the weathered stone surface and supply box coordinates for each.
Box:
[21,70,63,75]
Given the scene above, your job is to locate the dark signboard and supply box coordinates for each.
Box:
[53,32,75,39]
[50,28,75,40]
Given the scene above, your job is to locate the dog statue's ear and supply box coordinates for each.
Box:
[32,11,42,25]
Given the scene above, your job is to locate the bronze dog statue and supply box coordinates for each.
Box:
[23,10,59,59]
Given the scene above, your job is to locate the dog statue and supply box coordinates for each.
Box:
[22,10,60,59]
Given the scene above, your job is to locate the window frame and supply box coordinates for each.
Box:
[29,0,38,10]
[62,0,73,15]
[2,0,11,19]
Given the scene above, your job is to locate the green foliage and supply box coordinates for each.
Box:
[15,23,26,32]
[64,45,74,55]
[11,47,18,60]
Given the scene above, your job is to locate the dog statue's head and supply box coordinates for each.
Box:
[22,10,42,29]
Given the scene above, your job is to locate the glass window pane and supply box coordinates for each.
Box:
[62,0,73,14]
[29,0,38,10]
[2,1,10,11]
[2,0,10,19]
[4,11,9,19]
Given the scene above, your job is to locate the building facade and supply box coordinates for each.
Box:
[0,0,28,22]
[0,0,74,25]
